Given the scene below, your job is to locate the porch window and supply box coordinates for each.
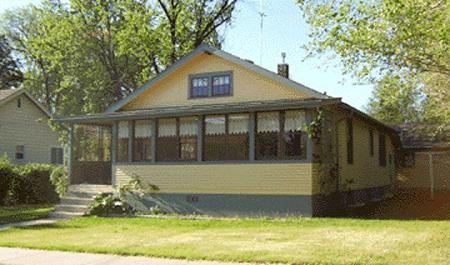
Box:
[379,133,386,167]
[227,114,249,160]
[133,120,152,161]
[203,114,249,161]
[283,110,307,160]
[156,118,178,161]
[204,115,226,161]
[117,121,129,162]
[179,117,197,161]
[156,117,198,161]
[255,112,279,160]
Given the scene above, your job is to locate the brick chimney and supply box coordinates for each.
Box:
[277,52,289,79]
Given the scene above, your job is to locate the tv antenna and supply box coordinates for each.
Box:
[258,0,266,65]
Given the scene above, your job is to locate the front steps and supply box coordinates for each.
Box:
[50,184,114,219]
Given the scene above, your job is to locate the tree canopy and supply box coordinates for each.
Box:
[0,34,23,90]
[0,0,237,115]
[297,0,449,141]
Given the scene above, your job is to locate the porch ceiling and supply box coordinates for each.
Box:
[53,98,341,125]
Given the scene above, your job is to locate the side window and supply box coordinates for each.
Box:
[346,118,353,164]
[51,147,64,164]
[369,129,374,157]
[15,145,25,160]
[379,133,386,167]
[17,98,21,108]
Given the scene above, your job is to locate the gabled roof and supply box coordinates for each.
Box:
[106,43,330,113]
[0,88,51,117]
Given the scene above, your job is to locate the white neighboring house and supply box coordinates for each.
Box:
[0,88,63,165]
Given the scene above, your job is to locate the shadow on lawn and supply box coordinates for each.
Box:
[335,190,450,221]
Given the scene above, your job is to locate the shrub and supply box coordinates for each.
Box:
[0,157,16,205]
[88,192,134,217]
[50,167,69,198]
[12,164,59,205]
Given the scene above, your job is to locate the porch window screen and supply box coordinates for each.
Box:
[133,120,152,161]
[117,121,129,162]
[203,114,249,161]
[204,115,226,160]
[227,114,249,160]
[179,117,197,161]
[255,112,279,160]
[283,110,307,159]
[156,117,198,161]
[379,133,386,167]
[156,118,178,161]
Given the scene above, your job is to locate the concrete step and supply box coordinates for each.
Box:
[55,204,89,213]
[60,197,92,206]
[69,184,114,194]
[49,212,85,220]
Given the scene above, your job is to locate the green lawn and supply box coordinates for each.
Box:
[0,217,449,264]
[0,205,54,225]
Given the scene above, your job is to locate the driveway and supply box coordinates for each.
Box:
[0,247,249,265]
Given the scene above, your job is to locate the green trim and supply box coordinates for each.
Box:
[128,193,313,217]
[106,43,329,113]
[55,98,340,124]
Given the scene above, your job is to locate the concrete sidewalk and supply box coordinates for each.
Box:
[0,247,249,265]
[0,219,60,231]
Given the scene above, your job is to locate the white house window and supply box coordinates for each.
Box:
[51,147,64,164]
[15,145,25,160]
[17,98,22,108]
[189,72,232,98]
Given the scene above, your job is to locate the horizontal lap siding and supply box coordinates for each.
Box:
[115,163,313,195]
[123,54,308,110]
[0,95,60,164]
[338,115,395,190]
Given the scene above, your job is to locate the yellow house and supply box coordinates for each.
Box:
[56,44,400,216]
[0,88,63,165]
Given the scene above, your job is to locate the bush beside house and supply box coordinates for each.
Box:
[0,157,67,206]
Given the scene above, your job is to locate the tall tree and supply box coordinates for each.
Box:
[297,0,449,140]
[0,0,237,115]
[0,34,23,89]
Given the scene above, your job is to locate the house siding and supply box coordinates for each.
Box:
[122,53,309,110]
[0,95,60,164]
[115,163,313,195]
[337,114,396,191]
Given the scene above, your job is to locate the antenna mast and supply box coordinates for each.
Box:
[258,0,266,65]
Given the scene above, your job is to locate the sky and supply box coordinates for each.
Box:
[0,0,375,111]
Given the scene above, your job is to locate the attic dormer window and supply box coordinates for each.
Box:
[189,71,233,99]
